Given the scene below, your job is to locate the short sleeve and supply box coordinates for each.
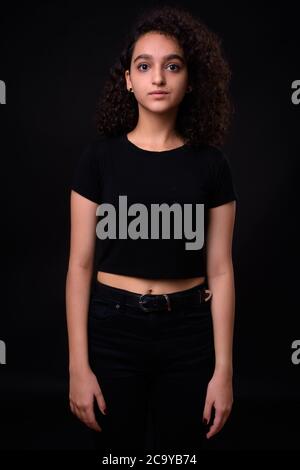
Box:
[70,141,102,204]
[207,150,239,208]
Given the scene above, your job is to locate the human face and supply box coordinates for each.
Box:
[125,32,189,114]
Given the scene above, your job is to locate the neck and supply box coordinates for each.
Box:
[130,106,182,148]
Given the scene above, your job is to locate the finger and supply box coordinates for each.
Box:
[202,399,213,424]
[95,390,107,416]
[206,409,226,439]
[74,403,85,422]
[74,404,85,425]
[81,406,102,432]
[73,404,101,432]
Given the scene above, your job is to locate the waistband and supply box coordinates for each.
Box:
[91,279,212,313]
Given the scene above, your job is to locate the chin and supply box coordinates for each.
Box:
[149,107,174,115]
[147,102,175,111]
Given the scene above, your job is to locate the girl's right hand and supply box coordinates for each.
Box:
[69,366,107,432]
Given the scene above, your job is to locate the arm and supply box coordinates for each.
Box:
[202,200,237,438]
[65,190,106,431]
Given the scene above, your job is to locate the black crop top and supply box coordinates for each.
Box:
[70,134,238,279]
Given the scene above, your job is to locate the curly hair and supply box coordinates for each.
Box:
[94,4,234,149]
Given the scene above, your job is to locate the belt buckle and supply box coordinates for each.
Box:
[138,293,172,312]
[139,294,153,312]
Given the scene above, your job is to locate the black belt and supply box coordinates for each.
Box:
[92,281,212,312]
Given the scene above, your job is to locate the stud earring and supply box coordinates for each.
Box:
[129,87,133,92]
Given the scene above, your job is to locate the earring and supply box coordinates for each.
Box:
[129,87,133,92]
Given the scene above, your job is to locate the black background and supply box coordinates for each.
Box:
[0,0,299,453]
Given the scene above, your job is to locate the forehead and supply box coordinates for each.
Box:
[133,32,182,55]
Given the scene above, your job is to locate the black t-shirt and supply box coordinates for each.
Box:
[70,133,238,279]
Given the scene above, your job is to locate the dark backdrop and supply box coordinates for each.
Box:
[0,0,298,453]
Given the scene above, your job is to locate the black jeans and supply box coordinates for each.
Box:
[87,279,215,453]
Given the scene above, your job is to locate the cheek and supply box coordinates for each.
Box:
[132,78,149,96]
[170,74,188,91]
[171,83,188,101]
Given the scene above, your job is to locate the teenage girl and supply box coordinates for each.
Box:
[66,5,238,453]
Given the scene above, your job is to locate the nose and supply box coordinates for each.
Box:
[151,65,166,86]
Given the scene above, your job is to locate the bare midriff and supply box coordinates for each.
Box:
[96,271,206,295]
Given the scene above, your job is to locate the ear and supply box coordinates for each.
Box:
[125,70,132,92]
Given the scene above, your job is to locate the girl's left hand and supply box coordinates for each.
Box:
[202,369,234,439]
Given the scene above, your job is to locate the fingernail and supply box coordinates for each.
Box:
[203,418,207,424]
[103,408,108,415]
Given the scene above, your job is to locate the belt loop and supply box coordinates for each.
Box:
[163,294,171,311]
[204,289,212,302]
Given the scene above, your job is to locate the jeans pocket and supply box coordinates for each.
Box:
[89,297,124,322]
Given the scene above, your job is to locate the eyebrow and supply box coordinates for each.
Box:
[133,53,185,64]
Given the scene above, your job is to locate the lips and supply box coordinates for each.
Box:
[149,91,169,94]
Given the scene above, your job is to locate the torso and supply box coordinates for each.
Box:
[97,271,206,295]
[96,131,206,294]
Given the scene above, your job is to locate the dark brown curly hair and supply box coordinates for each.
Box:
[94,4,234,149]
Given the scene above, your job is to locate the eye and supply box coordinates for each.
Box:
[137,63,181,72]
[137,63,149,71]
[166,63,181,71]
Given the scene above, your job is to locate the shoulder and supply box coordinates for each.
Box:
[199,143,228,163]
[79,134,120,166]
[81,134,114,154]
[199,143,233,177]
[189,142,230,174]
